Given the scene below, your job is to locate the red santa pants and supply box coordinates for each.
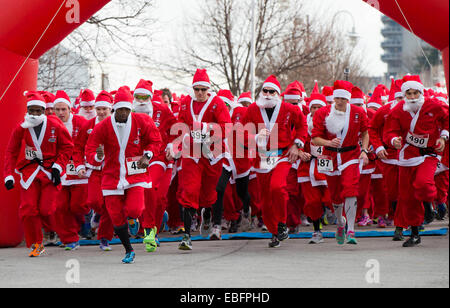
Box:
[104,187,145,227]
[19,172,58,248]
[248,174,262,218]
[379,161,399,203]
[396,157,438,229]
[86,171,114,241]
[178,158,223,210]
[301,181,332,221]
[286,168,303,228]
[371,176,389,218]
[357,173,372,218]
[326,163,360,205]
[435,170,449,204]
[258,162,292,236]
[55,184,89,244]
[167,173,183,229]
[223,183,242,221]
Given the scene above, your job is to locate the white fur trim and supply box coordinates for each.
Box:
[238,97,253,104]
[54,98,72,108]
[46,103,54,108]
[52,163,63,174]
[333,89,351,100]
[27,100,46,109]
[395,92,404,99]
[326,96,334,101]
[80,100,95,107]
[441,130,449,139]
[95,101,112,109]
[402,81,424,94]
[192,81,211,88]
[375,146,386,155]
[350,98,364,105]
[134,88,153,97]
[309,100,326,109]
[263,82,281,94]
[4,175,14,184]
[284,95,301,100]
[367,103,382,109]
[113,101,132,110]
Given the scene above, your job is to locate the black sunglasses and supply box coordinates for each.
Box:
[262,89,277,94]
[194,88,208,92]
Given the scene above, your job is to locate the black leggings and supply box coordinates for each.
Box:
[212,168,251,225]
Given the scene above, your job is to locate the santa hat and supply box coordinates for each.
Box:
[134,79,154,98]
[284,81,303,100]
[367,85,385,109]
[350,87,366,106]
[333,80,353,100]
[311,80,320,95]
[262,75,282,94]
[39,91,56,108]
[79,89,96,107]
[113,86,133,110]
[192,69,211,88]
[24,91,47,109]
[95,90,113,109]
[322,86,334,102]
[54,90,72,108]
[308,93,327,110]
[238,92,253,105]
[401,75,424,95]
[153,90,164,104]
[217,89,235,107]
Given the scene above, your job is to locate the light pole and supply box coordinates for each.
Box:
[250,0,257,100]
[332,10,360,48]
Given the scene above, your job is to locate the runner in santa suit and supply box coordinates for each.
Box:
[312,80,370,246]
[85,86,163,263]
[298,93,333,244]
[384,75,449,247]
[132,80,177,253]
[73,90,115,251]
[349,87,376,227]
[39,91,55,116]
[77,89,97,121]
[52,90,88,250]
[3,91,73,257]
[369,78,404,240]
[434,98,449,220]
[165,69,231,251]
[322,86,335,106]
[242,75,308,248]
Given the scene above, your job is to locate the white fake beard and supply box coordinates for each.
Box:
[403,95,425,113]
[256,95,281,109]
[78,108,96,120]
[325,105,346,136]
[133,100,153,116]
[21,114,46,129]
[307,113,314,136]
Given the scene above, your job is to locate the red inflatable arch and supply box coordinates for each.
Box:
[0,0,448,247]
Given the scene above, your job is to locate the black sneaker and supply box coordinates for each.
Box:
[402,235,421,247]
[268,236,280,248]
[393,227,404,241]
[277,223,289,241]
[437,203,448,220]
[229,220,239,233]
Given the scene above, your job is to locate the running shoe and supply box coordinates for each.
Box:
[199,208,211,237]
[160,211,169,232]
[122,251,136,264]
[91,213,101,230]
[423,202,435,225]
[171,226,185,235]
[437,203,448,220]
[43,231,58,247]
[301,215,311,227]
[240,209,252,232]
[100,239,112,251]
[128,218,140,236]
[393,227,404,241]
[261,224,269,233]
[357,215,372,227]
[403,236,421,248]
[29,243,45,257]
[229,220,239,233]
[377,216,387,229]
[209,225,222,241]
[221,219,230,231]
[309,231,324,244]
[65,242,80,251]
[178,234,193,251]
[277,223,289,242]
[336,226,346,245]
[143,228,157,253]
[250,216,259,230]
[346,231,358,245]
[268,235,280,248]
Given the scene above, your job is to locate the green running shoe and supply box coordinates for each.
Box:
[336,227,346,245]
[346,231,358,245]
[144,228,157,253]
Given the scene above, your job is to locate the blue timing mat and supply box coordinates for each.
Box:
[67,228,448,247]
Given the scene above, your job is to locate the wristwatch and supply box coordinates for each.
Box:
[361,149,369,155]
[144,152,153,160]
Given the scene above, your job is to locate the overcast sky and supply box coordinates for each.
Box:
[151,0,387,76]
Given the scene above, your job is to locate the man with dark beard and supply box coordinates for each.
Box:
[384,75,449,247]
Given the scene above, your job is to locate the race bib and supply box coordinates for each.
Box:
[191,130,210,144]
[25,146,38,161]
[66,160,78,176]
[126,157,147,176]
[310,145,324,157]
[260,151,281,171]
[406,132,429,149]
[317,155,334,173]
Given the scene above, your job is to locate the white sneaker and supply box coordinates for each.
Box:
[240,209,251,232]
[191,215,199,232]
[309,231,324,244]
[209,225,222,240]
[250,216,259,230]
[301,215,311,227]
[199,208,211,237]
[221,219,230,231]
[261,224,268,232]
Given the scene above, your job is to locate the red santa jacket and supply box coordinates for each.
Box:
[242,102,307,173]
[384,98,449,167]
[60,114,88,186]
[168,93,232,165]
[311,103,369,175]
[73,117,103,175]
[369,102,400,165]
[85,113,163,195]
[4,116,73,190]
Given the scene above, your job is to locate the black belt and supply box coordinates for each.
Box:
[419,147,438,157]
[18,157,56,172]
[325,146,357,153]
